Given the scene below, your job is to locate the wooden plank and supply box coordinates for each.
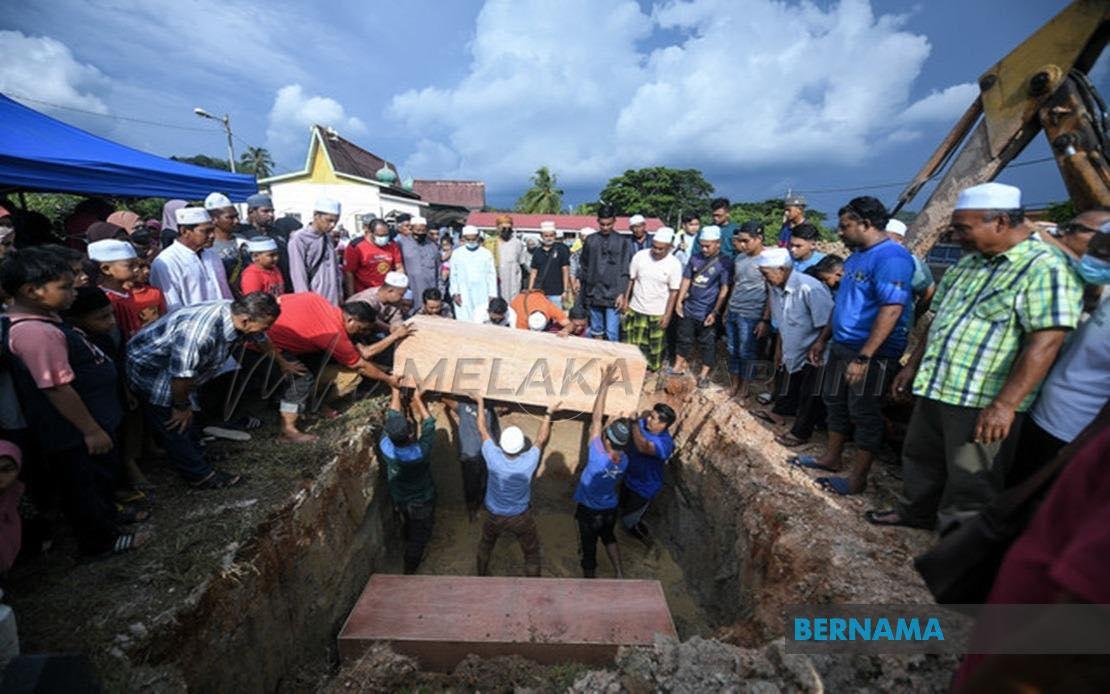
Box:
[338,574,677,670]
[393,315,646,416]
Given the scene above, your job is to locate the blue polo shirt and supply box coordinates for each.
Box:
[574,437,629,510]
[624,419,675,500]
[682,253,733,320]
[830,239,914,357]
[793,250,826,274]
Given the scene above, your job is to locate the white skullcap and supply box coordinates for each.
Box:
[410,216,427,226]
[175,207,211,226]
[500,426,525,455]
[653,226,675,245]
[579,226,596,237]
[885,219,908,236]
[461,224,480,237]
[246,236,278,253]
[540,221,557,232]
[628,214,645,226]
[314,197,341,215]
[527,311,548,331]
[700,225,721,241]
[954,182,1021,211]
[87,239,137,262]
[384,271,409,289]
[204,192,232,210]
[757,247,792,268]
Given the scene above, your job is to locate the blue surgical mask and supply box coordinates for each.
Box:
[466,241,480,250]
[1076,254,1110,285]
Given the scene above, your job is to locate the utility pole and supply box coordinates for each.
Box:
[193,107,236,172]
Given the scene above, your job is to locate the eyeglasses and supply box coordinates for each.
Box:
[1059,222,1100,235]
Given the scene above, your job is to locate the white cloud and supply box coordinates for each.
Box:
[0,30,110,114]
[265,85,368,165]
[898,82,978,123]
[388,0,948,188]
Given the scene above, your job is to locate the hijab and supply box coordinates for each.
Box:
[161,200,187,233]
[107,210,141,233]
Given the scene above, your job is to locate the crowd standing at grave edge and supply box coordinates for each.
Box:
[0,183,1108,644]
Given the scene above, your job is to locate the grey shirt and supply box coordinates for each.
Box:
[728,252,768,318]
[769,270,834,373]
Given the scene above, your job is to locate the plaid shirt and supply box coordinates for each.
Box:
[913,236,1081,411]
[126,300,259,407]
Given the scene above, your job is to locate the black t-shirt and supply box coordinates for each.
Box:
[529,243,571,295]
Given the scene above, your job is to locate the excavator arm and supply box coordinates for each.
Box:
[896,0,1110,256]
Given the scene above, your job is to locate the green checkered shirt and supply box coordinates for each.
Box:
[912,236,1081,411]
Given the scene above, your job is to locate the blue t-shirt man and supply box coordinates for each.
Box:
[574,437,629,510]
[481,439,541,516]
[681,252,733,321]
[830,239,914,357]
[624,419,675,500]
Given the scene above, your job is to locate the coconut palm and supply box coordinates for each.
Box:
[239,146,275,178]
[515,166,564,214]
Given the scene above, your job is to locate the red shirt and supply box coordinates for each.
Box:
[102,286,166,341]
[240,264,286,297]
[344,238,402,292]
[265,293,361,366]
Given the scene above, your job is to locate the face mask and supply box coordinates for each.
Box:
[1076,254,1110,285]
[414,232,427,243]
[499,229,512,239]
[466,241,480,250]
[372,235,389,247]
[541,238,554,246]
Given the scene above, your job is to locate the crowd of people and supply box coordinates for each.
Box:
[0,180,1107,620]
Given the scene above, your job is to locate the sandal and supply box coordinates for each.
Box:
[786,455,839,473]
[775,432,810,447]
[111,532,146,554]
[202,426,252,442]
[191,470,244,490]
[815,476,861,496]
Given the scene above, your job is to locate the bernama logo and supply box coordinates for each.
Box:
[794,617,945,641]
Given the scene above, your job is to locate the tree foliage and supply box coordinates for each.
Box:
[596,167,715,225]
[1043,200,1076,223]
[728,199,831,243]
[514,166,564,214]
[171,154,231,171]
[239,146,275,178]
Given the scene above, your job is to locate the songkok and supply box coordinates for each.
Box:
[885,219,908,236]
[757,247,792,268]
[246,193,273,209]
[410,216,427,226]
[87,239,137,262]
[384,271,409,289]
[527,311,548,331]
[500,426,525,455]
[784,193,807,207]
[579,226,596,237]
[954,182,1021,211]
[246,236,278,253]
[461,224,480,238]
[653,227,675,245]
[628,214,645,226]
[700,225,721,242]
[175,207,211,226]
[495,214,513,226]
[540,221,557,232]
[66,286,111,316]
[204,192,232,210]
[314,197,341,215]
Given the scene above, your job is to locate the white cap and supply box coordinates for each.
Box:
[540,221,557,232]
[204,192,232,210]
[954,182,1021,211]
[461,224,480,238]
[757,247,792,268]
[653,226,675,245]
[314,196,341,215]
[579,226,596,237]
[246,236,278,253]
[410,216,427,226]
[175,207,211,226]
[87,239,137,262]
[885,219,908,236]
[527,311,548,331]
[700,225,721,242]
[500,426,525,455]
[384,271,409,289]
[628,214,645,226]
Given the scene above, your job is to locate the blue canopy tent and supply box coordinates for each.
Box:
[0,93,257,200]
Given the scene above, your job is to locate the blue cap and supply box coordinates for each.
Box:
[246,193,273,209]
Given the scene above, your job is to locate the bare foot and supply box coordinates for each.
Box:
[282,429,319,443]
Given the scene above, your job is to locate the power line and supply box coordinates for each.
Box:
[5,91,222,133]
[793,156,1056,195]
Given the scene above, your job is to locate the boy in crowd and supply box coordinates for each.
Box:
[725,221,768,399]
[239,237,286,297]
[87,239,144,341]
[473,392,557,577]
[128,257,166,330]
[671,227,732,387]
[787,223,826,273]
[419,288,451,317]
[620,403,676,546]
[381,385,436,574]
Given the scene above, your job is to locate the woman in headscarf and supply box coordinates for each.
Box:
[106,210,142,235]
[160,200,187,249]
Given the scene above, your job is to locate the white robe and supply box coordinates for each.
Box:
[150,240,233,312]
[449,245,498,323]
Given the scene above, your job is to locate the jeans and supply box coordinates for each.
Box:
[724,312,761,377]
[588,306,620,341]
[141,402,212,481]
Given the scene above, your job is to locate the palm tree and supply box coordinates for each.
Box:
[239,146,275,178]
[515,166,564,214]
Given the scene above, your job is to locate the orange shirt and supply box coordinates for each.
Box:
[510,292,567,330]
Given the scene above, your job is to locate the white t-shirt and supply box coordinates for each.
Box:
[629,249,683,316]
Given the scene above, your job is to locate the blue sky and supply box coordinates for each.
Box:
[2,0,1104,214]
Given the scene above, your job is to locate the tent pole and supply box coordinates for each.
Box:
[18,192,27,210]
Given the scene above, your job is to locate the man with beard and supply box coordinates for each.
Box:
[485,214,528,300]
[527,221,571,306]
[396,216,440,313]
[150,207,233,312]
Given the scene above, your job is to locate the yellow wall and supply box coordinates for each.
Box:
[276,141,356,185]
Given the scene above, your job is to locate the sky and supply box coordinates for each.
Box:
[1,0,1105,215]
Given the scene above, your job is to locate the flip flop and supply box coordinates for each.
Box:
[750,410,778,425]
[225,415,263,431]
[775,432,809,447]
[786,455,838,473]
[815,476,859,496]
[202,426,252,442]
[864,509,931,528]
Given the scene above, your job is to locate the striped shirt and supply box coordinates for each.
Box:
[912,236,1081,411]
[126,300,257,407]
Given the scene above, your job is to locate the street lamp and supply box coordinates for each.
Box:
[194,107,236,173]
